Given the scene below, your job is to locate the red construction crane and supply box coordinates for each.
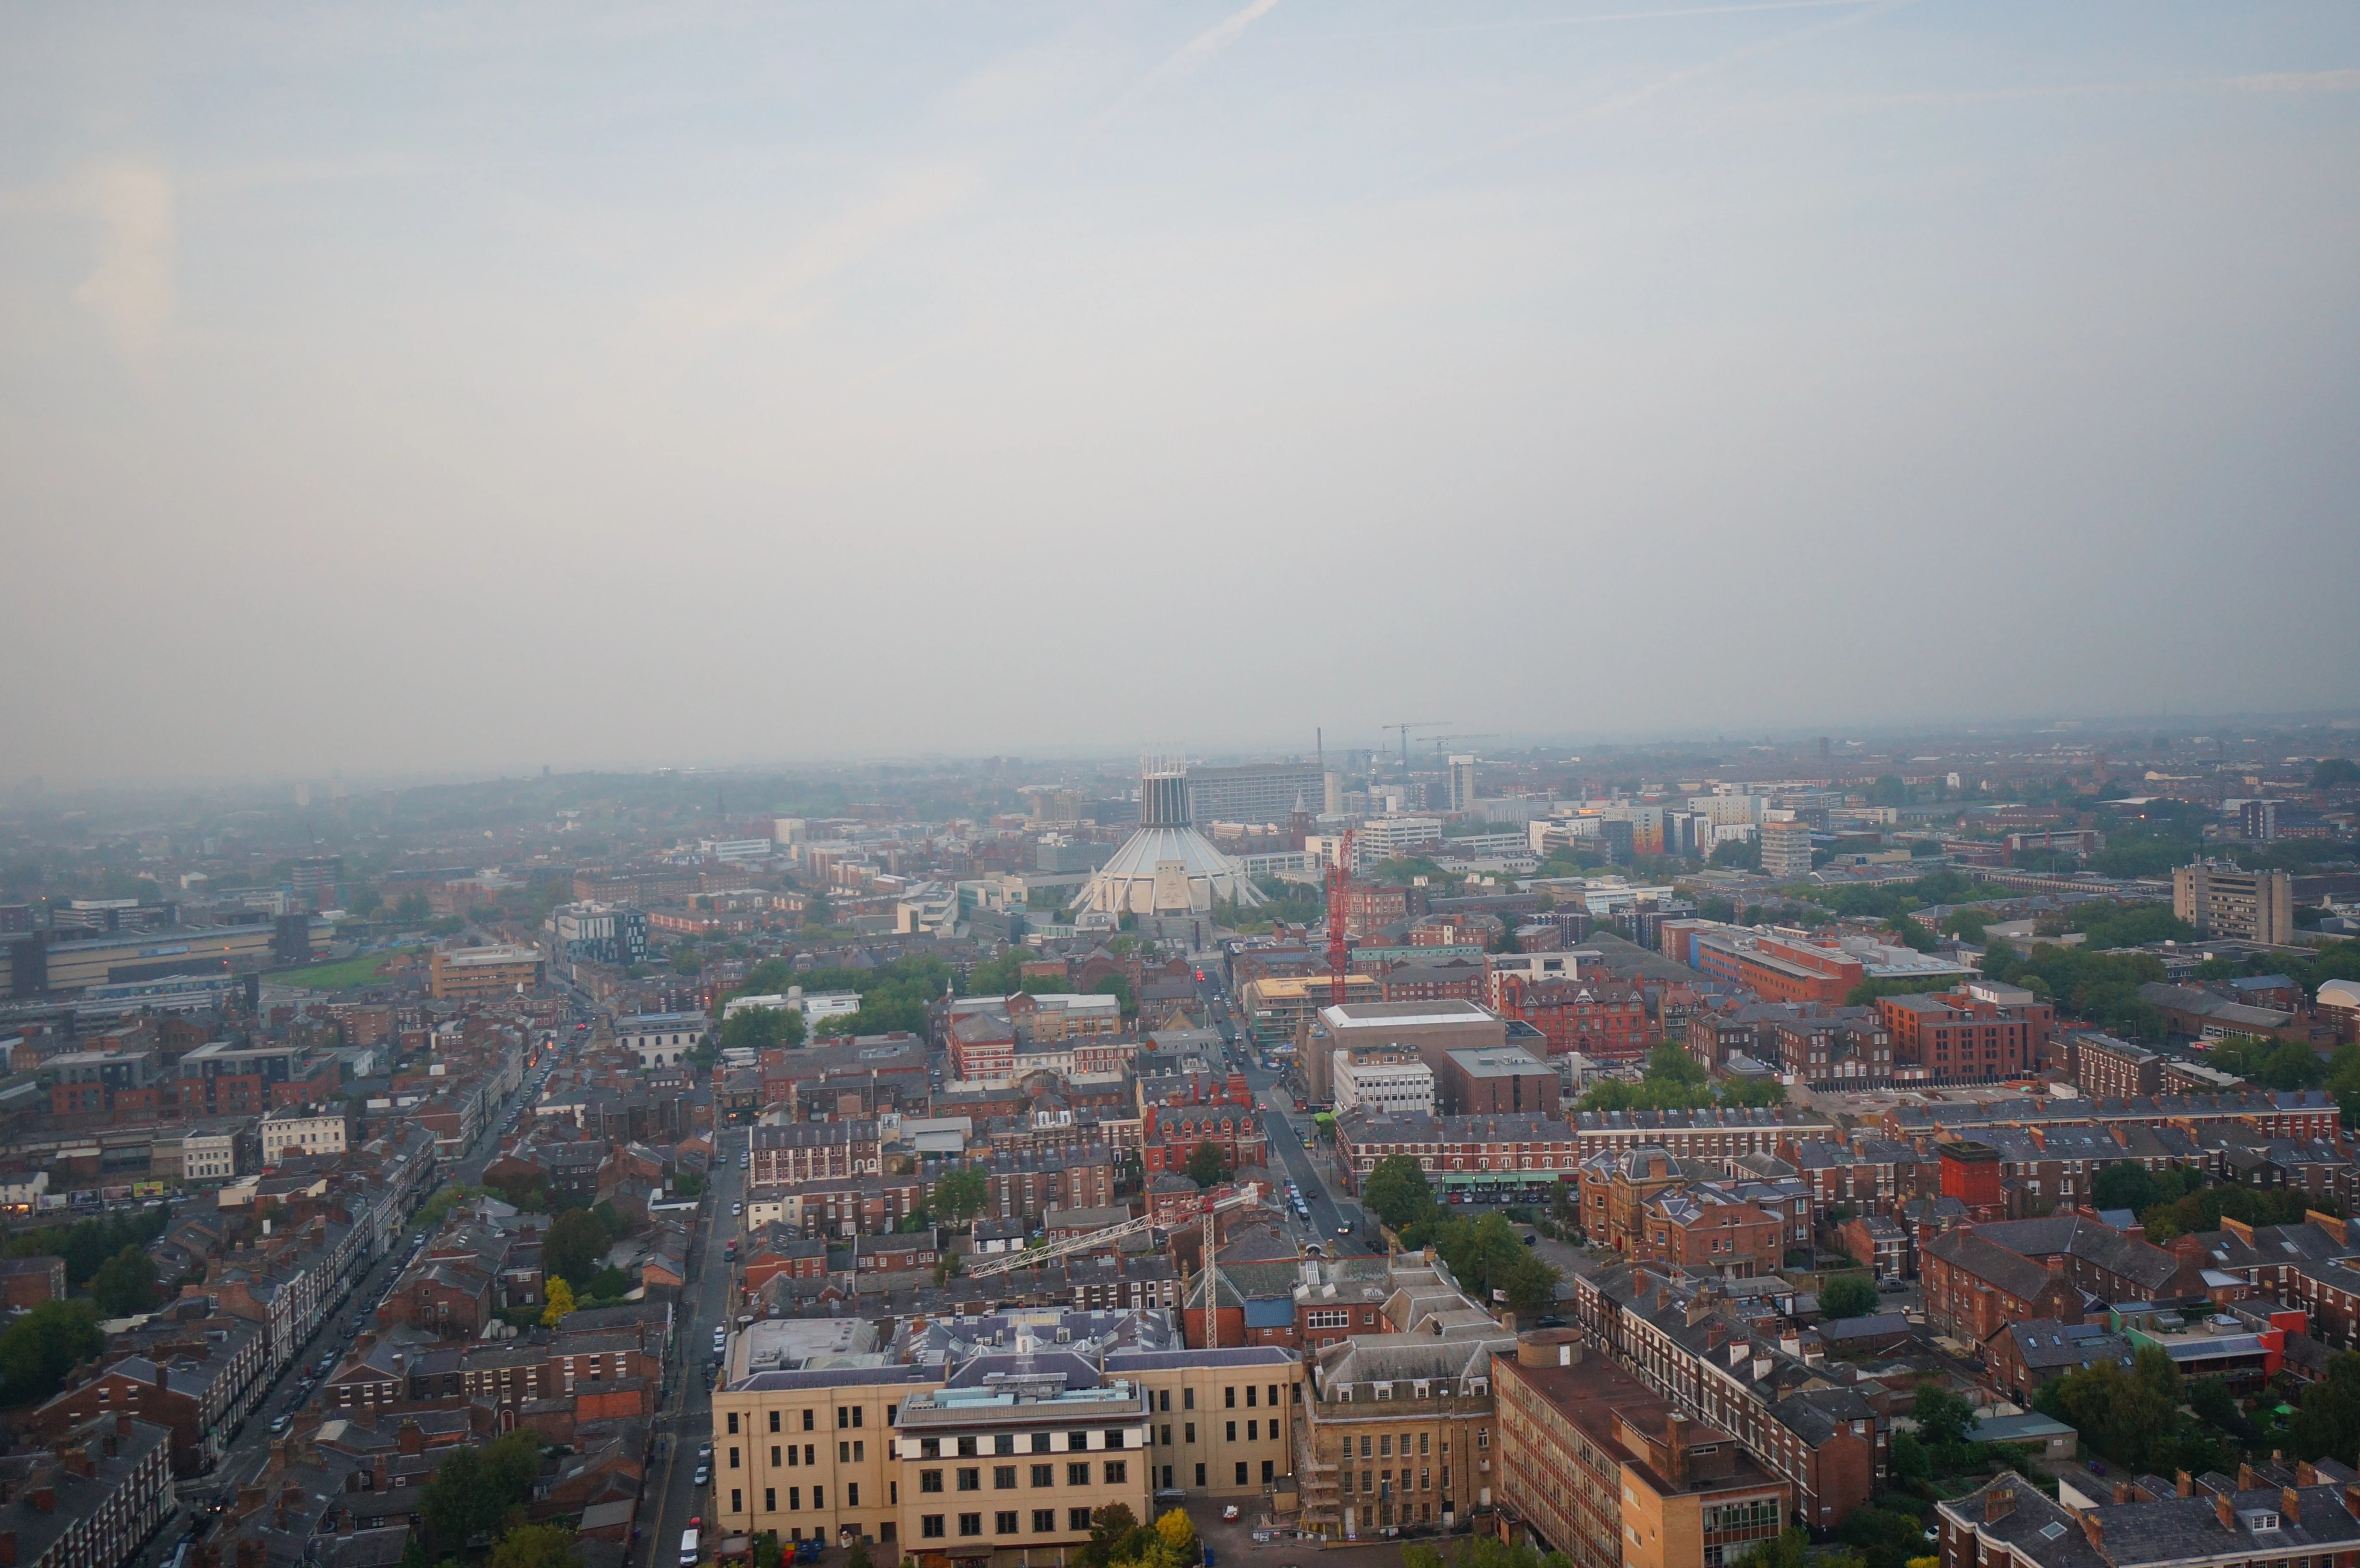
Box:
[1325,826,1355,1006]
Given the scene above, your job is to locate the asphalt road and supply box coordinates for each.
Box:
[148,1039,563,1568]
[639,1128,738,1568]
[1191,964,1375,1259]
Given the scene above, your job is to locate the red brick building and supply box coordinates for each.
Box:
[1877,987,2055,1083]
[1919,1230,2081,1345]
[1490,977,1654,1062]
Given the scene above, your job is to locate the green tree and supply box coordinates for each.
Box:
[542,1207,610,1290]
[1090,974,1135,1014]
[719,1005,806,1054]
[486,1525,581,1568]
[1361,1155,1437,1231]
[2090,1162,2160,1213]
[667,942,703,976]
[844,1539,872,1568]
[1911,1382,1978,1446]
[2312,759,2360,791]
[0,1299,103,1402]
[932,1167,991,1225]
[90,1245,159,1317]
[588,1265,630,1300]
[1819,1274,1879,1321]
[1185,1141,1227,1189]
[1889,1431,1930,1482]
[395,892,431,922]
[2289,1350,2360,1461]
[1080,1505,1142,1568]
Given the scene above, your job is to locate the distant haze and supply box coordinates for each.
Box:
[3,3,2357,781]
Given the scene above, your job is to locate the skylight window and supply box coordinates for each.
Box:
[2040,1524,2067,1541]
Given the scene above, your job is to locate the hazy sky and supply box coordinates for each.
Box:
[4,3,2358,782]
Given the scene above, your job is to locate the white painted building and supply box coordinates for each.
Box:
[617,1011,710,1068]
[260,1106,353,1165]
[1333,1048,1437,1118]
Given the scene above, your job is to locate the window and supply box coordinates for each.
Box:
[1185,1423,1195,1443]
[921,1471,944,1494]
[1263,1461,1276,1483]
[812,1488,823,1509]
[1069,1509,1094,1532]
[773,1447,784,1468]
[729,1448,741,1469]
[959,1516,983,1538]
[922,1518,945,1540]
[1360,1437,1372,1458]
[1031,1464,1053,1487]
[1067,1431,1088,1452]
[958,1469,980,1492]
[1184,1389,1196,1410]
[994,1467,1017,1489]
[803,1410,815,1432]
[959,1437,979,1458]
[1225,1387,1237,1409]
[921,1439,941,1459]
[1105,1462,1127,1484]
[731,1490,742,1513]
[728,1414,740,1435]
[1158,1391,1170,1412]
[1032,1510,1056,1533]
[1269,1384,1280,1409]
[838,1408,850,1429]
[1032,1433,1052,1454]
[764,1489,776,1512]
[996,1512,1020,1534]
[1195,1464,1206,1487]
[1068,1463,1089,1486]
[1226,1422,1237,1443]
[1235,1462,1249,1485]
[853,1407,864,1428]
[847,1484,859,1508]
[1381,1436,1392,1458]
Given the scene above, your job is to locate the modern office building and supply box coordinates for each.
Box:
[1184,762,1325,828]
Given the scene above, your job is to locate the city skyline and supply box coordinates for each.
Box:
[4,2,2357,778]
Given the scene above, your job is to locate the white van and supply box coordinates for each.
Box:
[679,1530,699,1566]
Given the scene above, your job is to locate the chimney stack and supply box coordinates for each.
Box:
[2283,1487,2301,1527]
[2216,1492,2236,1531]
[1667,1414,1693,1487]
[2177,1471,2195,1498]
[2113,1482,2134,1505]
[2240,1463,2258,1491]
[1986,1485,2016,1523]
[2081,1514,2104,1552]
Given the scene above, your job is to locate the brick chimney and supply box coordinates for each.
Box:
[2282,1487,2301,1526]
[2215,1492,2236,1531]
[2081,1514,2104,1551]
[1667,1414,1693,1487]
[1985,1484,2016,1523]
[2112,1482,2133,1505]
[115,1414,133,1438]
[2239,1462,2257,1490]
[2176,1471,2195,1498]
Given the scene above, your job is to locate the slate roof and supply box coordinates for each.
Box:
[1924,1230,2070,1301]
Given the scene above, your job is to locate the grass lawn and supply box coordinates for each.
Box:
[265,951,394,990]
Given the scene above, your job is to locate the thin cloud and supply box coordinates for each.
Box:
[1468,0,1919,159]
[73,160,176,368]
[1086,0,1283,138]
[1151,0,1283,85]
[1305,0,1875,44]
[1747,66,2360,116]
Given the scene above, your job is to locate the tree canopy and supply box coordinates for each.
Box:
[1185,1141,1227,1189]
[1819,1274,1879,1321]
[542,1206,619,1290]
[1362,1155,1436,1231]
[719,1005,805,1054]
[931,1168,990,1225]
[89,1245,159,1317]
[0,1299,103,1403]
